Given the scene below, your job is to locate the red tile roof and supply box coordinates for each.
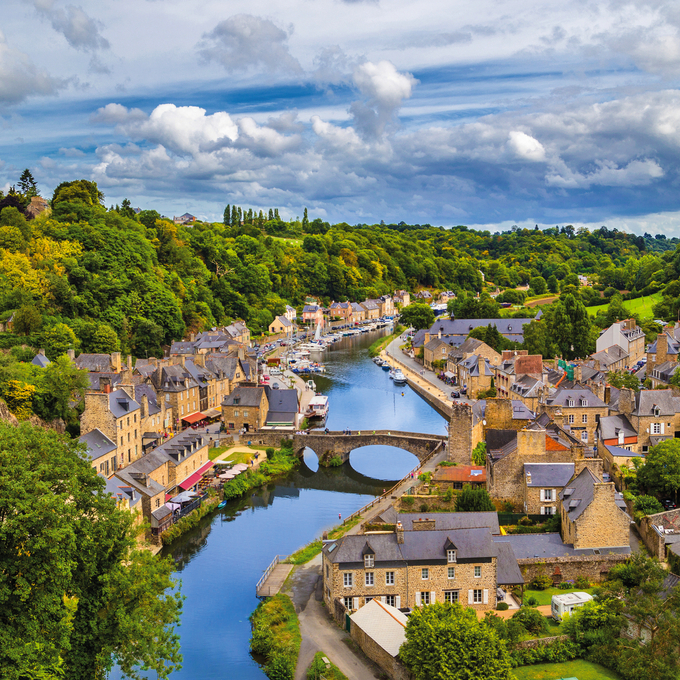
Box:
[434,465,487,483]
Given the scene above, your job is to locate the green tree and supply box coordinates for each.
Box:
[635,439,680,503]
[563,293,592,358]
[454,485,495,512]
[12,305,42,335]
[471,442,486,465]
[41,323,77,360]
[634,495,664,517]
[449,292,500,319]
[119,198,136,219]
[547,274,558,293]
[399,303,435,330]
[609,370,641,391]
[0,421,182,680]
[400,602,513,680]
[223,204,231,226]
[78,322,120,354]
[302,207,309,231]
[529,275,547,295]
[32,355,90,425]
[17,168,38,197]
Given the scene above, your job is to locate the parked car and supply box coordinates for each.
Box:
[450,390,460,398]
[271,383,280,390]
[269,368,282,376]
[664,500,676,510]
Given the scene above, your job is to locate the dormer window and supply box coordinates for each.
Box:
[568,399,574,407]
[654,407,660,417]
[581,399,588,407]
[447,549,457,563]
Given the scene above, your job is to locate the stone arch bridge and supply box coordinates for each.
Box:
[252,430,448,466]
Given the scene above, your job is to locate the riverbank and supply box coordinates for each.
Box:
[287,516,362,564]
[222,447,299,501]
[368,325,403,357]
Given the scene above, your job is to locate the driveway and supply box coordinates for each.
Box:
[286,555,379,680]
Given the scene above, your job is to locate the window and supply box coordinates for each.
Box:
[365,597,373,604]
[568,414,575,424]
[228,422,235,429]
[445,591,459,604]
[447,549,456,563]
[582,400,588,407]
[473,589,483,603]
[474,566,481,578]
[385,571,395,585]
[652,423,661,435]
[135,445,138,456]
[581,431,588,443]
[234,410,239,417]
[127,433,130,443]
[385,595,396,607]
[568,399,574,407]
[181,405,184,415]
[543,489,553,501]
[343,573,353,587]
[448,567,455,579]
[128,450,131,463]
[155,498,160,508]
[243,410,249,417]
[119,421,123,430]
[420,591,430,605]
[134,414,137,423]
[326,565,329,579]
[344,597,353,610]
[364,554,374,568]
[421,568,429,580]
[365,572,374,586]
[120,436,123,446]
[127,416,130,426]
[541,506,556,515]
[582,414,588,423]
[193,401,196,410]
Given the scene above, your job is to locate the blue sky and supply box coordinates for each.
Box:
[3,0,680,233]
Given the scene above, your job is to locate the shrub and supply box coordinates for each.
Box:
[402,496,414,507]
[497,602,509,611]
[509,640,582,667]
[634,494,664,516]
[419,503,429,512]
[558,581,574,590]
[574,576,590,589]
[442,488,453,502]
[518,516,533,526]
[525,596,539,607]
[280,437,293,450]
[471,441,487,465]
[266,447,275,460]
[512,607,548,635]
[529,574,553,591]
[328,455,343,467]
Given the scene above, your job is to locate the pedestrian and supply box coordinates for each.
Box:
[339,512,342,520]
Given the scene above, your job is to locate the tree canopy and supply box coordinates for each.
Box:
[0,421,183,680]
[399,303,435,330]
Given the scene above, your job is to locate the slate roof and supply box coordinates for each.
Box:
[326,532,404,564]
[396,511,500,534]
[133,383,161,415]
[633,390,680,416]
[303,305,320,313]
[604,444,643,458]
[205,355,243,381]
[424,337,451,352]
[169,341,196,355]
[87,372,122,390]
[648,332,680,356]
[524,463,575,488]
[101,474,141,507]
[426,317,533,341]
[458,354,494,377]
[495,533,630,559]
[108,388,140,417]
[558,467,599,521]
[510,375,543,398]
[591,345,629,368]
[31,352,50,368]
[151,364,198,392]
[222,386,265,407]
[75,353,114,372]
[598,414,637,440]
[546,386,606,408]
[495,542,525,585]
[79,428,116,461]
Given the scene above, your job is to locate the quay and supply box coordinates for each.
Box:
[256,555,293,598]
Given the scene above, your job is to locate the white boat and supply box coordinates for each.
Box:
[393,370,407,386]
[299,343,325,352]
[305,395,329,420]
[389,369,395,379]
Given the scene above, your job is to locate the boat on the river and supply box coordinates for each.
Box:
[305,395,330,420]
[217,500,227,509]
[393,370,407,386]
[382,362,391,371]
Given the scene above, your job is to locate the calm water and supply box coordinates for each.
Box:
[119,330,447,679]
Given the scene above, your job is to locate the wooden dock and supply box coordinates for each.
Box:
[256,555,293,597]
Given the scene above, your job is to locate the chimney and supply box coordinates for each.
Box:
[438,328,442,340]
[190,332,196,342]
[141,393,149,417]
[180,356,186,368]
[619,387,634,416]
[38,348,45,356]
[67,349,75,361]
[594,359,601,372]
[127,355,132,371]
[574,364,582,384]
[238,346,245,361]
[194,354,205,367]
[604,385,611,404]
[396,522,404,544]
[657,333,668,366]
[111,351,122,373]
[100,376,111,394]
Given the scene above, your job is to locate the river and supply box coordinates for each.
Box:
[129,329,447,679]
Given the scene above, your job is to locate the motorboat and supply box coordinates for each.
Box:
[305,395,330,420]
[393,370,407,386]
[389,369,395,379]
[382,362,391,371]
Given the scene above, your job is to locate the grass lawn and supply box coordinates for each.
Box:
[522,587,595,606]
[208,444,228,461]
[512,660,621,679]
[586,292,662,319]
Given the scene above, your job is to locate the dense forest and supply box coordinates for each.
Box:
[2,174,680,364]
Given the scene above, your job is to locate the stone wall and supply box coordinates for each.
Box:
[448,402,473,464]
[569,482,630,550]
[349,619,411,680]
[517,552,629,583]
[638,508,680,558]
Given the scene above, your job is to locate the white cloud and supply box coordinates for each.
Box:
[508,131,546,162]
[0,30,65,104]
[197,14,302,74]
[32,0,109,52]
[546,158,664,188]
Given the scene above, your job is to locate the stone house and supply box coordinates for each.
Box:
[131,383,170,452]
[81,387,143,471]
[596,319,646,367]
[75,351,127,373]
[433,465,486,489]
[302,305,325,326]
[485,415,586,508]
[285,305,297,322]
[224,321,251,346]
[649,361,680,388]
[494,352,543,401]
[559,467,630,550]
[323,523,520,614]
[222,386,268,432]
[361,300,381,319]
[203,354,249,413]
[350,302,366,323]
[523,463,575,515]
[268,315,293,334]
[598,441,644,479]
[510,376,545,411]
[394,290,410,308]
[596,413,638,453]
[147,362,200,430]
[590,346,629,372]
[448,337,501,371]
[616,388,680,453]
[329,301,352,321]
[456,354,495,398]
[438,291,456,304]
[538,385,609,451]
[646,327,680,374]
[424,337,452,370]
[378,295,395,316]
[415,290,432,301]
[80,428,118,477]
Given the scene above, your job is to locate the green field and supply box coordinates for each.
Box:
[512,660,621,679]
[586,292,662,320]
[522,587,595,607]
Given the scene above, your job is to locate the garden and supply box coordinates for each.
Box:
[512,660,622,679]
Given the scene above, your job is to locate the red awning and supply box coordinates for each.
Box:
[182,411,205,424]
[178,460,214,490]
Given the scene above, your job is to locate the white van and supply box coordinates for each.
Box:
[551,592,593,621]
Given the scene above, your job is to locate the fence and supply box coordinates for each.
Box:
[256,554,289,595]
[152,491,210,537]
[343,440,445,524]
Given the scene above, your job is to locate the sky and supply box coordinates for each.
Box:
[3,0,680,233]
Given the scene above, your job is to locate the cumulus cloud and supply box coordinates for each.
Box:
[508,131,546,162]
[197,15,302,74]
[0,30,65,104]
[546,158,664,188]
[33,0,109,52]
[349,61,417,138]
